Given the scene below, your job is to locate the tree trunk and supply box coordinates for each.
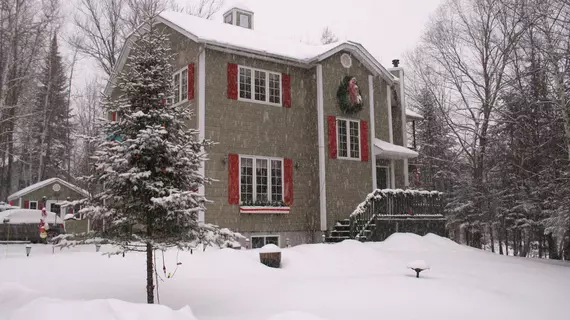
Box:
[538,233,543,258]
[546,233,560,260]
[498,230,504,255]
[505,229,509,256]
[146,242,154,304]
[489,224,495,253]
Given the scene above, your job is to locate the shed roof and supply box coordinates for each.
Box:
[7,178,89,201]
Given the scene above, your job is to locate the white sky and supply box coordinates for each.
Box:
[64,0,444,93]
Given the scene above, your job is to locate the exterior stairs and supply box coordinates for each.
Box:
[325,219,376,243]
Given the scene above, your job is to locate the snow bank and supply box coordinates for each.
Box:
[7,297,197,320]
[267,311,329,320]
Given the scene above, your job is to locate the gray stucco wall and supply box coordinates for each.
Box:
[321,51,373,229]
[203,48,320,235]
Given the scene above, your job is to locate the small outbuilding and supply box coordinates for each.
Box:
[7,178,89,217]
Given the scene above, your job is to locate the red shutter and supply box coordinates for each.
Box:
[284,158,293,205]
[188,64,195,100]
[23,200,29,209]
[227,63,238,100]
[360,120,369,162]
[228,154,240,204]
[328,116,337,159]
[111,112,117,122]
[282,73,291,108]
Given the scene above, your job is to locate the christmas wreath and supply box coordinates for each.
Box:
[337,76,363,114]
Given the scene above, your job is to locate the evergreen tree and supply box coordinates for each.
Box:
[81,22,210,303]
[31,34,71,182]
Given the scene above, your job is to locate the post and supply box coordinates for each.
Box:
[26,244,32,257]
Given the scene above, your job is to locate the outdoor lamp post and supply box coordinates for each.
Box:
[25,244,32,257]
[95,243,101,252]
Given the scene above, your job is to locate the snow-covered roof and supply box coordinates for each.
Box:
[7,178,89,201]
[106,12,396,95]
[374,138,419,160]
[406,109,424,121]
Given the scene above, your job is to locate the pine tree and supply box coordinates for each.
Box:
[31,34,71,182]
[81,22,210,303]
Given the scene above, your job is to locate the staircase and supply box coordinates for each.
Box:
[325,218,376,243]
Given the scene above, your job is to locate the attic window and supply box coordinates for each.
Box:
[238,13,250,28]
[224,13,232,24]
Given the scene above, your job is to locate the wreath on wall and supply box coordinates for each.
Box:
[337,76,363,114]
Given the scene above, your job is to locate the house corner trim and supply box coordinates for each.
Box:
[316,64,327,231]
[369,75,376,191]
[198,48,206,222]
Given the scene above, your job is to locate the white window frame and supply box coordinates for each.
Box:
[171,66,189,106]
[336,118,361,160]
[29,201,38,210]
[237,65,283,107]
[251,235,280,248]
[239,155,284,204]
[376,165,391,189]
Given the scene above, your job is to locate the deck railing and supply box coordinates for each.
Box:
[349,189,444,239]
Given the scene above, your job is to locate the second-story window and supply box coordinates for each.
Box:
[239,66,281,106]
[172,66,188,104]
[337,118,360,160]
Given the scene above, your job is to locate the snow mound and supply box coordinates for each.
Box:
[407,260,430,270]
[381,233,427,251]
[0,282,42,313]
[267,311,329,320]
[422,233,464,250]
[260,244,281,253]
[7,297,197,320]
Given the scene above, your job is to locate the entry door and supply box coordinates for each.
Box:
[50,203,61,217]
[376,166,391,189]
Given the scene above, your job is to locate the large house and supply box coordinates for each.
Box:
[105,6,421,248]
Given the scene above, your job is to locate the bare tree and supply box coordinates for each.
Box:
[320,26,338,45]
[173,0,225,19]
[416,0,528,247]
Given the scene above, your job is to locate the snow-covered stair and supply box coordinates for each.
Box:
[325,219,375,243]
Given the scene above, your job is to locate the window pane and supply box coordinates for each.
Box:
[239,67,251,99]
[224,14,232,24]
[254,70,266,102]
[240,158,253,203]
[337,120,348,158]
[269,73,281,104]
[251,236,264,249]
[349,121,360,159]
[256,159,268,202]
[181,69,188,101]
[271,160,282,202]
[173,73,180,104]
[265,236,279,246]
[239,13,250,28]
[29,202,38,210]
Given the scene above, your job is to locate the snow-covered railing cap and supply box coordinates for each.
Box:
[350,189,443,218]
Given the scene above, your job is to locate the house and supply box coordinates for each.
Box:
[7,178,89,217]
[105,6,421,248]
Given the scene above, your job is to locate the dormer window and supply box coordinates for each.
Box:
[223,6,254,30]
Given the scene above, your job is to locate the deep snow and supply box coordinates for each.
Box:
[1,233,569,320]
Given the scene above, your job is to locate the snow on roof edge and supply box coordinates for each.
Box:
[7,178,89,201]
[406,109,424,121]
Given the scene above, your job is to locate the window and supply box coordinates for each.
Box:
[224,13,233,24]
[240,156,283,205]
[251,235,279,249]
[238,13,250,28]
[337,119,360,160]
[29,201,38,210]
[172,67,188,104]
[238,66,281,105]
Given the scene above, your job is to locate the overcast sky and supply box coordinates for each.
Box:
[65,0,444,93]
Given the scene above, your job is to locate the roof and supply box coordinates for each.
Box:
[7,178,89,201]
[406,109,424,121]
[374,138,419,160]
[105,12,397,95]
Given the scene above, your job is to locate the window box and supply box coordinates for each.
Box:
[239,206,290,214]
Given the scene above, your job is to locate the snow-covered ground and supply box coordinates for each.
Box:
[1,233,569,320]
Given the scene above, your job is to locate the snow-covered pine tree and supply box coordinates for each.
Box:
[30,34,72,182]
[80,21,210,304]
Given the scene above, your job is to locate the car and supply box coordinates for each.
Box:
[0,209,66,243]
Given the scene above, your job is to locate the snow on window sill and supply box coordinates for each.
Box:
[239,206,290,214]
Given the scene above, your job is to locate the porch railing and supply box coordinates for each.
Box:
[349,189,444,239]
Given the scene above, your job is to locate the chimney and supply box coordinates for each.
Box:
[223,5,255,30]
[392,59,400,68]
